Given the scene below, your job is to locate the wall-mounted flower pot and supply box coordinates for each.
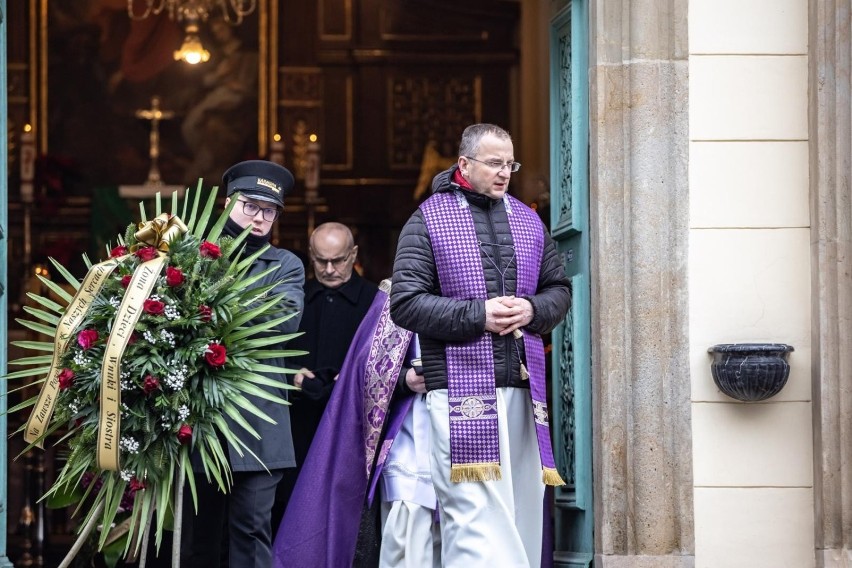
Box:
[707,343,794,402]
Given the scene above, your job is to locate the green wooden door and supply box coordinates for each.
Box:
[0,2,14,565]
[549,2,593,566]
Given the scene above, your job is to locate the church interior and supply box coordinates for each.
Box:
[4,0,557,564]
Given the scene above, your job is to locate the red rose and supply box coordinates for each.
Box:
[142,375,160,395]
[58,368,75,390]
[143,299,165,315]
[77,329,99,350]
[204,343,227,367]
[198,304,213,322]
[128,331,140,345]
[199,241,222,259]
[110,245,128,258]
[165,266,184,287]
[129,477,147,492]
[177,424,193,445]
[135,247,158,262]
[120,274,132,288]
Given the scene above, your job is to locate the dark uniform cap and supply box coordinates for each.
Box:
[222,160,295,207]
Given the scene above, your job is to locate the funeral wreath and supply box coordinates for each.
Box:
[4,188,301,567]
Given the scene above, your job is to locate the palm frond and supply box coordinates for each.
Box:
[49,257,82,290]
[26,293,64,314]
[23,306,60,326]
[36,275,73,304]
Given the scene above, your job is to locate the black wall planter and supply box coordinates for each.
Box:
[707,343,794,402]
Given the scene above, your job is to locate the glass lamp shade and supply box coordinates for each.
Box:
[174,33,210,64]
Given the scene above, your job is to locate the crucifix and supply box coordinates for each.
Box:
[135,96,175,186]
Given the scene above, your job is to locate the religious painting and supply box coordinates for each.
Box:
[41,0,271,191]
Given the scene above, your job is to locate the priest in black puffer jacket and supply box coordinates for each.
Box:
[390,123,570,568]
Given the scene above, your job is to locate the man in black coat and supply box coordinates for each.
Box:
[182,160,305,568]
[273,223,378,523]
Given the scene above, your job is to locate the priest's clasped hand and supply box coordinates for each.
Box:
[484,295,534,336]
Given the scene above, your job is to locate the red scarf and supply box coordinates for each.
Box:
[453,168,473,190]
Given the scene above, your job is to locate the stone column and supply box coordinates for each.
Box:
[810,1,852,566]
[588,1,694,566]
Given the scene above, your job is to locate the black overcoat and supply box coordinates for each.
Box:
[226,245,305,471]
[287,272,378,463]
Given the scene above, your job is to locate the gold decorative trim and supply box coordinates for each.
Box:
[37,2,274,163]
[258,0,268,155]
[36,0,46,153]
[269,0,279,146]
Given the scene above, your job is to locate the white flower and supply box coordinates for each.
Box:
[159,329,176,347]
[120,436,140,454]
[72,351,91,366]
[164,362,190,391]
[178,405,190,421]
[165,304,181,321]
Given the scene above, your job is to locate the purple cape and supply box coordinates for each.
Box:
[272,288,413,568]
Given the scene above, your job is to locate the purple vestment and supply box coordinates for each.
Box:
[272,286,413,568]
[419,190,564,485]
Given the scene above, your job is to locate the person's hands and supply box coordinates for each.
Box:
[496,296,534,336]
[485,296,534,335]
[485,296,517,334]
[294,367,315,388]
[405,367,426,394]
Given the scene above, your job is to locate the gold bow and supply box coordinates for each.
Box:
[133,213,188,252]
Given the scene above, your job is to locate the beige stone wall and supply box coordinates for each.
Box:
[590,0,694,565]
[688,1,814,567]
[810,1,852,565]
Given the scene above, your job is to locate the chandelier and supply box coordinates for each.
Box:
[127,0,257,64]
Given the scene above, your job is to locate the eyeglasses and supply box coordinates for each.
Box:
[464,156,521,173]
[311,249,353,270]
[238,199,280,222]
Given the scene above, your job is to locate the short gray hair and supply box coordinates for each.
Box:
[458,123,512,158]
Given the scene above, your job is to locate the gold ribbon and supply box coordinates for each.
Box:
[98,213,186,470]
[133,213,188,253]
[24,212,187,469]
[98,255,168,471]
[24,257,125,446]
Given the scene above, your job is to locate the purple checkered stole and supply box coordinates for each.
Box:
[420,190,565,485]
[362,288,413,476]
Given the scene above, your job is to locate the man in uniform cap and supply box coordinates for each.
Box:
[182,160,305,568]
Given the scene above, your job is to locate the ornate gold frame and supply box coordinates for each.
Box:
[34,0,276,160]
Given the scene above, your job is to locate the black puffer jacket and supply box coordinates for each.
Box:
[390,166,571,392]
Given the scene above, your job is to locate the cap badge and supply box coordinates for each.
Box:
[256,177,281,193]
